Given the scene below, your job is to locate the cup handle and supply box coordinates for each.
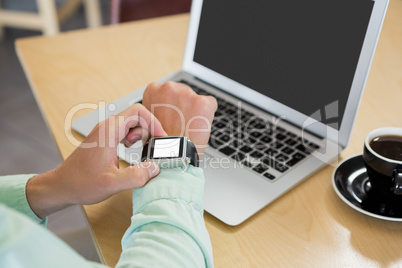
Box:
[392,170,402,195]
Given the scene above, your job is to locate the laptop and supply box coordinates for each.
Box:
[72,0,388,226]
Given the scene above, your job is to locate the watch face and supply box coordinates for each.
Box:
[150,137,184,159]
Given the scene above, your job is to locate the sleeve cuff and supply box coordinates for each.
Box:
[0,174,47,225]
[132,166,205,215]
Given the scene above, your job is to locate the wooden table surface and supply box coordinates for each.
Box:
[16,1,402,266]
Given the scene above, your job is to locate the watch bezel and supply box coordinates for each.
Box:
[149,136,186,159]
[145,136,191,168]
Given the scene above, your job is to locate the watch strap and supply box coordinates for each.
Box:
[141,142,149,162]
[186,139,199,167]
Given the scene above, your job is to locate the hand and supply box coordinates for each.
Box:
[26,104,167,219]
[142,81,218,157]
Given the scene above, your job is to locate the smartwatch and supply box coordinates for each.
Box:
[141,136,199,168]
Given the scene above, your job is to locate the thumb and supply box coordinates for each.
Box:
[117,161,160,189]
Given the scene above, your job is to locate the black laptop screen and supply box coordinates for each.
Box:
[193,0,374,130]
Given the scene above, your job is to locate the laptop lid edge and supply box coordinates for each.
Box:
[182,0,389,150]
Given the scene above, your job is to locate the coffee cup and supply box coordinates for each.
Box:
[363,128,402,204]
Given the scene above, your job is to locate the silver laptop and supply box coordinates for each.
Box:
[72,0,388,225]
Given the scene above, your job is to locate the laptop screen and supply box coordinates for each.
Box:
[193,0,374,130]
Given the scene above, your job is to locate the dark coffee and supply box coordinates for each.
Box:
[369,135,402,161]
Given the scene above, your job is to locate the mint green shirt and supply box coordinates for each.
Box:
[0,167,213,267]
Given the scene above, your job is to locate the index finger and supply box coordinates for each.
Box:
[112,103,167,146]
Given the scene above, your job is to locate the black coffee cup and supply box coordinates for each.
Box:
[363,128,402,203]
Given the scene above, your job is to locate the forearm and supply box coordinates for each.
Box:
[26,169,72,219]
[117,166,214,268]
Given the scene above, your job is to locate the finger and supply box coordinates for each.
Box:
[146,81,162,91]
[116,161,160,190]
[205,95,218,112]
[162,81,196,97]
[123,127,149,147]
[143,82,162,104]
[119,103,166,136]
[112,103,167,146]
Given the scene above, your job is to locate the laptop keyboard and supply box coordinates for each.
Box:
[180,80,320,181]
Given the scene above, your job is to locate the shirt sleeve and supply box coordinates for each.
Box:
[0,174,104,267]
[0,174,46,225]
[0,167,213,268]
[0,203,106,268]
[116,166,214,268]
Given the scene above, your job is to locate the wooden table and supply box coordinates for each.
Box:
[16,1,402,266]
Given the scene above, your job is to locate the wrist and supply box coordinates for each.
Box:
[26,169,72,219]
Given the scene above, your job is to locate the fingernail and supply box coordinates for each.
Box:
[144,161,160,178]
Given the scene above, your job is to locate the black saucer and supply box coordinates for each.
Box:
[332,154,402,221]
